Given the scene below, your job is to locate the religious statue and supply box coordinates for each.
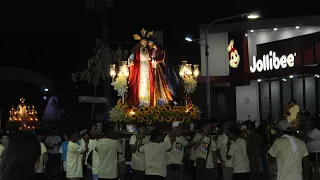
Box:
[18,98,28,120]
[148,38,173,105]
[127,28,184,107]
[128,28,155,107]
[43,96,62,122]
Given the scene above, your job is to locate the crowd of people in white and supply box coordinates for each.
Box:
[0,116,320,180]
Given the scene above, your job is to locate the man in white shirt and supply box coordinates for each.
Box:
[45,129,62,177]
[192,121,217,180]
[96,125,123,180]
[129,123,150,180]
[66,129,87,180]
[164,121,188,180]
[35,141,48,180]
[85,124,99,180]
[139,128,175,180]
[226,126,250,180]
[217,123,233,180]
[269,120,309,180]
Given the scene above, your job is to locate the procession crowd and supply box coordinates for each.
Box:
[0,112,319,180]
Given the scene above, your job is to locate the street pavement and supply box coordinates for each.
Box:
[47,165,278,180]
[250,166,277,180]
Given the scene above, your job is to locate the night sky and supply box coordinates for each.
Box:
[0,0,318,119]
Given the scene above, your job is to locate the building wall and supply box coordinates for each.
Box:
[235,81,259,122]
[248,26,320,66]
[236,27,320,122]
[200,32,229,76]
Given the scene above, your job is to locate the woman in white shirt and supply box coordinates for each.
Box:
[139,128,175,180]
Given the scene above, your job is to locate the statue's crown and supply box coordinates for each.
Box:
[20,98,25,103]
[133,28,153,40]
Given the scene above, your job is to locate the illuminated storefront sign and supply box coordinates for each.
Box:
[250,51,296,73]
[227,39,240,68]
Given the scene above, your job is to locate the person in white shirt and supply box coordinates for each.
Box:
[164,121,188,180]
[286,100,300,128]
[96,124,123,180]
[85,124,99,180]
[0,132,8,164]
[66,129,87,180]
[269,120,309,180]
[187,133,197,180]
[217,123,233,180]
[45,129,62,177]
[192,121,217,180]
[118,138,126,180]
[226,126,250,180]
[35,134,48,180]
[0,144,4,164]
[1,133,9,149]
[139,128,175,180]
[96,121,103,137]
[129,123,150,180]
[306,119,320,180]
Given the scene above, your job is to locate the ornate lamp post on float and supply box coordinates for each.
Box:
[179,60,199,105]
[109,61,129,103]
[185,12,260,120]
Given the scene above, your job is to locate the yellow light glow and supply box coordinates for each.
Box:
[179,70,184,77]
[193,69,199,77]
[129,111,135,115]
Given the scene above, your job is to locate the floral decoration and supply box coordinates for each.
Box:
[111,75,128,97]
[181,75,197,94]
[110,100,201,126]
[109,105,127,122]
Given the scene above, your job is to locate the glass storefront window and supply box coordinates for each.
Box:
[293,77,304,110]
[305,76,316,114]
[260,81,270,121]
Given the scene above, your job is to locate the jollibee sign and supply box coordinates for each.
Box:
[250,51,296,73]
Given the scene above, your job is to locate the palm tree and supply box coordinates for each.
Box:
[71,40,111,120]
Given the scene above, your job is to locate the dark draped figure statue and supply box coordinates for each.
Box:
[148,38,184,105]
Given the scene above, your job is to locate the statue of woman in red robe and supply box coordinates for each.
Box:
[148,38,173,106]
[128,29,154,107]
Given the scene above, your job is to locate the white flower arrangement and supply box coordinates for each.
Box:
[109,106,126,122]
[111,76,128,96]
[182,75,197,94]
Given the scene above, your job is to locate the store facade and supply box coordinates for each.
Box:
[198,16,320,123]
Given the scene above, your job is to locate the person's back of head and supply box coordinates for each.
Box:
[228,125,241,140]
[103,123,116,139]
[149,128,162,143]
[0,131,40,180]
